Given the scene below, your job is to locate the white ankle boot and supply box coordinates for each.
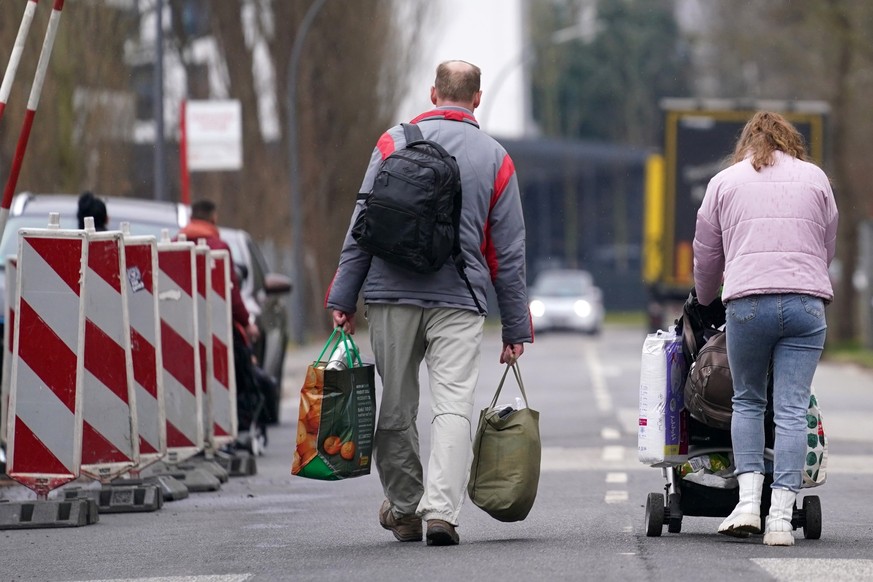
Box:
[718,472,764,537]
[763,488,796,546]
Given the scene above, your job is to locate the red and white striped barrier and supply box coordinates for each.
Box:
[193,241,215,452]
[6,214,85,499]
[0,0,39,124]
[79,224,139,481]
[122,225,166,472]
[0,0,65,243]
[156,233,203,464]
[208,249,237,448]
[1,256,17,449]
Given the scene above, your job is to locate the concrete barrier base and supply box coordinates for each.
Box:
[0,497,99,529]
[182,456,229,483]
[142,462,222,493]
[112,475,189,502]
[215,449,257,477]
[64,483,163,513]
[144,474,189,501]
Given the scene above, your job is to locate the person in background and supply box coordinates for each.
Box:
[326,60,532,546]
[178,199,259,343]
[77,191,108,231]
[692,111,838,546]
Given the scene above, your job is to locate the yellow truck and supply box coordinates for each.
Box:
[642,99,829,330]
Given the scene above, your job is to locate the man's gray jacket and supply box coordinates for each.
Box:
[325,106,533,344]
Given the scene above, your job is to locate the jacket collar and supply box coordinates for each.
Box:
[411,106,479,128]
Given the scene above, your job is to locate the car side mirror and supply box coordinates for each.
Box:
[264,272,292,295]
[235,263,249,283]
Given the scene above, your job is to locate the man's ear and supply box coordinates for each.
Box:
[472,90,482,110]
[430,86,437,105]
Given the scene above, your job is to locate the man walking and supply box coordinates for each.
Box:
[326,60,533,546]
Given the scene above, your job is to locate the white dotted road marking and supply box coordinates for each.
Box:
[606,472,628,484]
[602,445,625,462]
[601,427,621,440]
[584,343,612,413]
[605,490,629,504]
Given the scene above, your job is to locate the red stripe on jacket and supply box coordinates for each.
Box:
[376,132,395,160]
[481,154,516,282]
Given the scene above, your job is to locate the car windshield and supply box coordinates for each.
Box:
[534,273,593,297]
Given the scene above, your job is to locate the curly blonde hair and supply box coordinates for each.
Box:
[732,111,808,171]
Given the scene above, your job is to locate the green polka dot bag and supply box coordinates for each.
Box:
[802,390,828,488]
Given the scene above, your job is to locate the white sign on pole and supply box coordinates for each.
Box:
[186,100,243,172]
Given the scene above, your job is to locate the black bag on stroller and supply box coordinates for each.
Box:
[676,290,733,431]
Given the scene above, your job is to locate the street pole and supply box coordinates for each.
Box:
[153,0,167,201]
[287,0,328,345]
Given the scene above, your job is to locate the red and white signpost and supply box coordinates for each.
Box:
[179,99,242,206]
[0,0,65,244]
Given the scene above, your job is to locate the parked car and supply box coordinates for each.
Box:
[0,192,291,422]
[528,269,604,335]
[219,226,292,424]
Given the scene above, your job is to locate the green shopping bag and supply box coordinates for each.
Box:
[291,329,376,480]
[468,362,541,522]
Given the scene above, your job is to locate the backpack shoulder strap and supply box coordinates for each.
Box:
[402,122,454,159]
[401,122,423,145]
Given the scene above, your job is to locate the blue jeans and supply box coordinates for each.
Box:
[726,294,827,492]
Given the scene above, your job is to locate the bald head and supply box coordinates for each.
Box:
[432,60,482,109]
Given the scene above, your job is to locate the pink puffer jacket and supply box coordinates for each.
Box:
[693,151,839,306]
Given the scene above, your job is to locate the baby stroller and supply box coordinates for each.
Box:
[643,289,822,538]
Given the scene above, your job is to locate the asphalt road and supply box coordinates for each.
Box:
[1,323,872,582]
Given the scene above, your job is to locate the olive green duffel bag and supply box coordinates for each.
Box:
[468,362,541,522]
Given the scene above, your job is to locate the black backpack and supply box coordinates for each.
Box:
[352,123,483,313]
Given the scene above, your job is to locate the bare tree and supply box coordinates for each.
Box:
[0,2,137,197]
[181,0,433,336]
[696,0,873,343]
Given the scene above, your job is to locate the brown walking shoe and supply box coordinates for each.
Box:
[426,519,459,546]
[379,500,422,542]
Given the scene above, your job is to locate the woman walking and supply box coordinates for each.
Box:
[692,111,838,546]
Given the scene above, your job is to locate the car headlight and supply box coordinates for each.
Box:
[574,300,592,318]
[529,299,545,317]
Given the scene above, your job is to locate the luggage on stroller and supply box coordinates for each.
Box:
[642,289,822,539]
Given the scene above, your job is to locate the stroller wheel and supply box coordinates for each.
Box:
[667,516,682,534]
[802,495,822,540]
[645,492,665,537]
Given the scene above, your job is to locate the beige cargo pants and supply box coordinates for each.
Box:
[367,303,484,525]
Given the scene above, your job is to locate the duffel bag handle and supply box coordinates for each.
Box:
[490,361,530,410]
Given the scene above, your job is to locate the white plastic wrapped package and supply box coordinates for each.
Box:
[638,328,688,467]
